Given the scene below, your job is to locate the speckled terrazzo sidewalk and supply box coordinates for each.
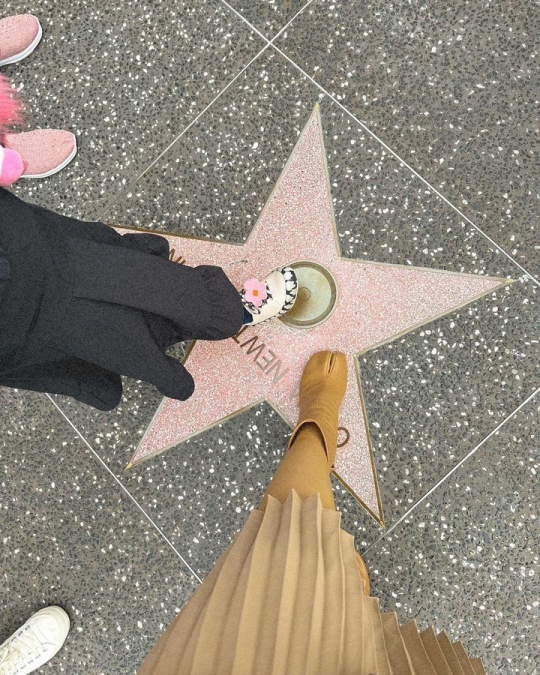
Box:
[1,1,538,673]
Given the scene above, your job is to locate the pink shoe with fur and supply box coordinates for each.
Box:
[0,74,25,185]
[0,14,42,66]
[0,74,24,135]
[3,129,77,179]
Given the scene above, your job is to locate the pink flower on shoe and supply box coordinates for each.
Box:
[242,278,267,308]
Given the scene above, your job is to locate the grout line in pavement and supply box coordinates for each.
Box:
[48,395,204,584]
[363,386,540,554]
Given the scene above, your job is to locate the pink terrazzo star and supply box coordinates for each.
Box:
[121,106,506,524]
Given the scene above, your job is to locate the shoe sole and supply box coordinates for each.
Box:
[276,267,298,316]
[21,138,77,179]
[0,21,43,66]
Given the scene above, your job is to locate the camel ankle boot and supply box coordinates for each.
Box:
[287,351,347,469]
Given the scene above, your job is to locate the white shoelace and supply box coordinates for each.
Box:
[0,625,50,673]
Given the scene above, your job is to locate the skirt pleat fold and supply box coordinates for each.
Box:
[138,492,484,675]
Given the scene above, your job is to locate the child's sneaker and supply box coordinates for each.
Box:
[0,15,42,67]
[0,606,70,675]
[241,267,298,325]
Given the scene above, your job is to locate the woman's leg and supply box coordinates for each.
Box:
[260,419,371,593]
[258,351,371,592]
[260,422,336,511]
[259,351,348,511]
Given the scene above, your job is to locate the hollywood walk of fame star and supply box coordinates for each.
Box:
[117,106,507,525]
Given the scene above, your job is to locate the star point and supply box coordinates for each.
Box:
[119,106,507,523]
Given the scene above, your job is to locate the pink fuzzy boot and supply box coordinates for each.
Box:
[0,74,24,185]
[0,145,24,186]
[0,74,24,135]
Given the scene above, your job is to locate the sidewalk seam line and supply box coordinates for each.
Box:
[98,42,271,222]
[48,395,204,584]
[363,386,540,554]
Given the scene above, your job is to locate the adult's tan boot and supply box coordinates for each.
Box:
[288,350,347,469]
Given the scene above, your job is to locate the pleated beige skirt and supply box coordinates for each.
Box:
[138,492,485,675]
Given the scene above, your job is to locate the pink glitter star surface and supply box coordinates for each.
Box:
[123,107,505,523]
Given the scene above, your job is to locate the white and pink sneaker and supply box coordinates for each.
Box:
[241,267,298,325]
[0,15,42,67]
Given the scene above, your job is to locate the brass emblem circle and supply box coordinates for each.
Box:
[280,260,339,329]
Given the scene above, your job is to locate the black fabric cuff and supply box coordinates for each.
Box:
[195,265,244,340]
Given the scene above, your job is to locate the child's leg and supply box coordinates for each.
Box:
[52,297,196,401]
[66,237,245,342]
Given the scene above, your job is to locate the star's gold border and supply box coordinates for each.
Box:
[117,104,511,528]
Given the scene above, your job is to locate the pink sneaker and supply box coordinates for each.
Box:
[0,145,23,186]
[0,14,42,66]
[3,129,77,179]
